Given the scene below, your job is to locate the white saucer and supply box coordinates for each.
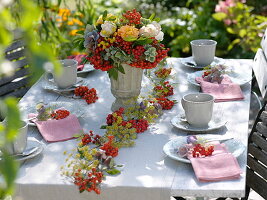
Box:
[77,64,95,74]
[14,138,43,161]
[171,115,227,132]
[43,73,84,92]
[180,56,225,69]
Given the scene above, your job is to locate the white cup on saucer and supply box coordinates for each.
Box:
[190,39,217,66]
[181,93,214,127]
[6,121,28,155]
[53,59,78,89]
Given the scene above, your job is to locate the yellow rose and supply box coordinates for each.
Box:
[117,25,139,41]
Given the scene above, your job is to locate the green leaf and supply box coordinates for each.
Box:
[5,98,20,141]
[123,36,137,42]
[75,30,84,35]
[154,17,160,22]
[0,150,18,195]
[80,57,88,65]
[239,29,246,37]
[226,27,236,34]
[212,12,227,21]
[72,134,81,138]
[227,38,241,51]
[134,38,153,45]
[100,125,107,129]
[102,10,108,21]
[106,168,121,175]
[117,65,125,74]
[149,13,155,21]
[108,68,118,80]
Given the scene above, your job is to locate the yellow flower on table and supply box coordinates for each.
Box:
[118,25,139,41]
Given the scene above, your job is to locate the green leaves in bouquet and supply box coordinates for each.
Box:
[73,36,85,52]
[134,37,153,45]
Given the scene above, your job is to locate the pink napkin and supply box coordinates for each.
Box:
[195,75,244,102]
[29,114,83,142]
[67,54,87,71]
[188,142,242,182]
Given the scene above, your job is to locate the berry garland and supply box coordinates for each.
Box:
[62,64,177,194]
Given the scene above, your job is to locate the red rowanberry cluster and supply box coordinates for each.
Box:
[74,168,103,194]
[81,130,102,146]
[122,9,141,25]
[154,68,172,79]
[74,86,98,104]
[191,144,214,158]
[128,119,149,133]
[115,36,133,54]
[106,107,124,125]
[50,109,70,120]
[100,136,118,157]
[156,97,175,110]
[154,81,174,97]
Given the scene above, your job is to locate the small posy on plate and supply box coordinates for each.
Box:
[163,135,245,164]
[187,70,251,86]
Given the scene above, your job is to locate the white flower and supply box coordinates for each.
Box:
[100,21,117,37]
[155,31,164,41]
[0,60,15,76]
[139,21,162,38]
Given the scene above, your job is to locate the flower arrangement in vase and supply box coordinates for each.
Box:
[77,9,169,110]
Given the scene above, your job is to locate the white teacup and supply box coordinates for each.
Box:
[53,59,78,89]
[6,121,28,154]
[181,93,214,127]
[190,39,217,66]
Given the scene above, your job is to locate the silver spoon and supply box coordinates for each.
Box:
[13,146,39,157]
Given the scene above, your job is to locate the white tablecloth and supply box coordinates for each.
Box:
[15,58,253,200]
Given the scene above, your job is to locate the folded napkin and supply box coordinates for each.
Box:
[67,54,87,71]
[195,75,244,102]
[29,114,83,142]
[188,142,242,182]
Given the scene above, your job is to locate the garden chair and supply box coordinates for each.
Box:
[0,39,31,99]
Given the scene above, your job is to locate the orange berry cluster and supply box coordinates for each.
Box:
[74,86,98,104]
[100,136,118,157]
[74,168,103,194]
[50,109,70,120]
[191,144,214,158]
[122,9,141,25]
[156,97,175,110]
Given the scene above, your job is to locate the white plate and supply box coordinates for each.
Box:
[77,64,95,74]
[187,70,251,86]
[171,115,227,132]
[21,101,84,126]
[163,135,245,164]
[180,56,225,69]
[14,138,43,161]
[43,73,85,92]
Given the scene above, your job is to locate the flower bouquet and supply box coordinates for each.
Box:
[81,9,169,79]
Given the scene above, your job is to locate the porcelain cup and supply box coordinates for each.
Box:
[181,93,214,127]
[190,39,217,66]
[6,121,28,154]
[53,59,78,89]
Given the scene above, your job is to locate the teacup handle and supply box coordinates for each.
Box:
[181,98,185,109]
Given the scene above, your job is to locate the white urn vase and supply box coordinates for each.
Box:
[110,64,143,111]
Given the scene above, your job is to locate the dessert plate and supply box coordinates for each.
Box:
[187,70,251,86]
[21,101,84,126]
[171,115,227,132]
[180,56,225,69]
[163,135,245,164]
